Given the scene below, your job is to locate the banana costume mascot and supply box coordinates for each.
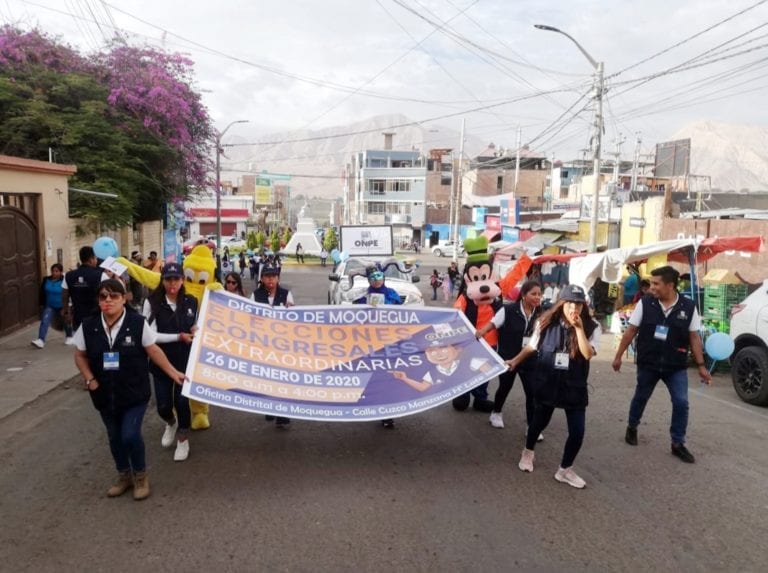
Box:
[117,245,222,430]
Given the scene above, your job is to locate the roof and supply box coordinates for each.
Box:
[0,155,77,176]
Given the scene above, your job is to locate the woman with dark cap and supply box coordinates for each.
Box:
[72,279,186,500]
[142,263,198,462]
[506,284,600,489]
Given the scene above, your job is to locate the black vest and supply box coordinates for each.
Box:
[534,322,591,409]
[497,302,541,366]
[636,294,695,372]
[253,285,289,307]
[464,297,502,329]
[65,265,102,321]
[82,311,151,412]
[148,295,198,373]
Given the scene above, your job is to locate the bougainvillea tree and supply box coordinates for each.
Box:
[0,26,214,227]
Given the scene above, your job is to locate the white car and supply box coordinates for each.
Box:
[328,257,423,305]
[431,241,465,258]
[730,280,768,405]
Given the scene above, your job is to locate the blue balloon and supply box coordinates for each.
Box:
[93,236,119,260]
[705,332,735,361]
[339,251,349,262]
[330,249,341,263]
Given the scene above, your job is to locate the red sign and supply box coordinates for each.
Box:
[485,215,501,232]
[189,208,249,218]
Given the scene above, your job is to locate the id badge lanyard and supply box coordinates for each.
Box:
[554,325,570,370]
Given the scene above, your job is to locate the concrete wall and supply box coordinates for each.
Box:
[620,196,665,247]
[0,157,75,276]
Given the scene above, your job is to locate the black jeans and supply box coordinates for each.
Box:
[493,369,535,425]
[153,372,191,433]
[526,404,585,469]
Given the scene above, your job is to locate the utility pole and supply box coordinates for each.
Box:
[535,25,603,252]
[447,151,455,244]
[452,118,465,264]
[611,134,626,184]
[630,132,642,197]
[514,126,522,192]
[215,119,249,253]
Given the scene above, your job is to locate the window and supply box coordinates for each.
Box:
[519,196,529,206]
[387,179,411,192]
[497,175,503,191]
[392,160,412,168]
[559,187,569,199]
[367,202,385,215]
[368,180,386,194]
[368,158,387,168]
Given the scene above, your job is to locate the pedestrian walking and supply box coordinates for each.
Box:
[31,263,74,348]
[296,243,305,264]
[142,263,198,462]
[475,280,543,432]
[249,254,258,281]
[238,252,247,277]
[612,266,711,463]
[224,272,245,296]
[320,248,328,267]
[447,261,460,297]
[62,246,103,331]
[507,285,599,489]
[72,279,186,500]
[429,269,442,301]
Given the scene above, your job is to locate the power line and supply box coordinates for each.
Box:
[610,0,768,78]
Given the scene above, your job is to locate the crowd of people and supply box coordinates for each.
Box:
[32,241,710,498]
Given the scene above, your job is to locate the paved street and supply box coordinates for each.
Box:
[1,257,767,572]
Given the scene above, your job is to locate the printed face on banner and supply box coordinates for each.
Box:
[183,290,507,421]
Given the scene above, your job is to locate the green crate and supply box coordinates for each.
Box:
[704,284,747,299]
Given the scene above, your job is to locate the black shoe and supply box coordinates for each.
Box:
[452,394,471,411]
[381,419,395,429]
[671,443,695,463]
[472,398,494,413]
[625,426,638,446]
[275,417,290,428]
[265,415,275,422]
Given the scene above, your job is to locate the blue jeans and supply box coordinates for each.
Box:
[99,403,148,473]
[628,368,689,444]
[153,373,191,433]
[38,307,73,341]
[526,405,585,468]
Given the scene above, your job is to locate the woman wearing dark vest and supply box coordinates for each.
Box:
[253,262,294,427]
[72,279,186,500]
[475,280,543,434]
[142,263,198,462]
[506,284,599,489]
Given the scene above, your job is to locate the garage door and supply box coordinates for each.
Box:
[0,207,40,336]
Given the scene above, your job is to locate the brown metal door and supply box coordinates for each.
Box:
[0,207,40,336]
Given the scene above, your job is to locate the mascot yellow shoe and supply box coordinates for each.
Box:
[117,245,222,430]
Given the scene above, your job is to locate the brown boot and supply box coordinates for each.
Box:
[106,471,133,498]
[132,471,150,501]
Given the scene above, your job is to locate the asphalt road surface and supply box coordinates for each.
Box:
[1,258,767,572]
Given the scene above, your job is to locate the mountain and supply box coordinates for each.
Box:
[672,121,768,192]
[221,114,486,199]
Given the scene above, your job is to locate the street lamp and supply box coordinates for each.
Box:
[535,24,604,252]
[215,119,249,253]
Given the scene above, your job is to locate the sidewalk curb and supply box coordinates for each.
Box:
[0,374,82,423]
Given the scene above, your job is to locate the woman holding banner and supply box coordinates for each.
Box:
[475,280,543,433]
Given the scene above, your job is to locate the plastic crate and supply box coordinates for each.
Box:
[704,284,748,299]
[703,305,733,322]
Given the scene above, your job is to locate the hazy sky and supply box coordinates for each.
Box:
[3,0,768,163]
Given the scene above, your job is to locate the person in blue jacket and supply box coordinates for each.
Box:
[353,266,402,305]
[32,263,74,348]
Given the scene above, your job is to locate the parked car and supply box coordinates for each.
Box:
[328,257,423,305]
[729,280,768,405]
[431,241,465,258]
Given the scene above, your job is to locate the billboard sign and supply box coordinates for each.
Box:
[340,225,394,256]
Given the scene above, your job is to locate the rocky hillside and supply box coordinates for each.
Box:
[673,121,768,192]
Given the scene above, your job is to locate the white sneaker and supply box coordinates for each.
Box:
[489,412,504,428]
[64,337,75,346]
[31,339,44,349]
[518,448,535,472]
[173,439,190,462]
[554,466,586,489]
[161,421,178,448]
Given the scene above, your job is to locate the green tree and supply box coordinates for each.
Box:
[269,230,280,252]
[323,227,339,251]
[254,231,266,249]
[282,227,293,245]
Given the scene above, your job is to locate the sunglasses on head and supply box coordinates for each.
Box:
[98,292,122,301]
